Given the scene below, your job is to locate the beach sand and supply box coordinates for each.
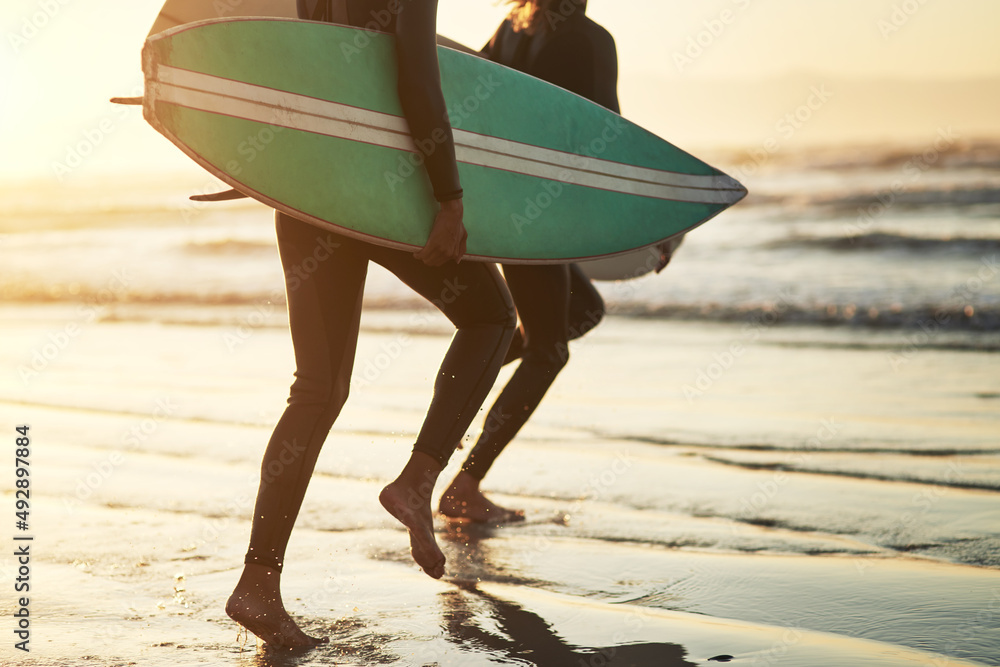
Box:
[1,303,998,666]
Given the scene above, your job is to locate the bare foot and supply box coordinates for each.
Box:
[380,481,446,579]
[439,472,526,524]
[226,565,327,649]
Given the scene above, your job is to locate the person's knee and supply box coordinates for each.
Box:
[568,277,606,340]
[587,302,606,329]
[501,303,517,331]
[289,375,350,417]
[479,299,516,332]
[522,342,570,373]
[329,374,351,413]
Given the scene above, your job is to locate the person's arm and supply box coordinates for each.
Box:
[394,0,466,265]
[590,27,620,114]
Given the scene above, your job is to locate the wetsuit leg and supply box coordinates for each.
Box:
[461,263,572,480]
[244,213,368,572]
[567,263,605,340]
[365,245,516,467]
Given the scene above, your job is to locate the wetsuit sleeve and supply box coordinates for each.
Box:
[394,0,463,201]
[590,27,621,114]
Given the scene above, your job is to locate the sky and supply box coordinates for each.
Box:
[1,0,999,183]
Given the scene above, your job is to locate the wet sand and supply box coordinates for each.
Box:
[1,304,998,666]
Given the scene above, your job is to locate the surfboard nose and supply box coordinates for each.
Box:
[719,173,749,204]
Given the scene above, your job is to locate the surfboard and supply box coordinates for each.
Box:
[141,18,746,262]
[144,0,682,277]
[148,0,298,35]
[144,0,675,278]
[148,0,476,52]
[578,236,684,281]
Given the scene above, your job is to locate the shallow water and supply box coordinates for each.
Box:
[2,140,1000,330]
[1,305,998,665]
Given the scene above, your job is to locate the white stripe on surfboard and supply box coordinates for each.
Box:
[156,65,736,193]
[158,65,744,197]
[152,65,745,205]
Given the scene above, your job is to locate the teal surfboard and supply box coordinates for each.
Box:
[142,18,746,262]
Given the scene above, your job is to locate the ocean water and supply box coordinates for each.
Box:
[2,139,999,665]
[4,139,999,333]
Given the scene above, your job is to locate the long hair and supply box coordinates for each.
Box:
[505,0,587,34]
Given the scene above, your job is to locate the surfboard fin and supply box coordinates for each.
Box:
[189,188,249,202]
[110,96,143,105]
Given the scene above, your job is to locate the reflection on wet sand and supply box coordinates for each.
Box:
[439,523,698,666]
[440,581,698,667]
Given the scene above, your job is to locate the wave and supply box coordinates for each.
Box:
[747,185,1000,213]
[765,232,1000,254]
[816,186,1000,210]
[607,301,1000,335]
[181,239,275,255]
[720,138,1000,172]
[607,434,1000,457]
[815,140,1000,172]
[4,284,999,335]
[699,454,1000,492]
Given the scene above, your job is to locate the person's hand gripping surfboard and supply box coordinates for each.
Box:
[414,198,468,266]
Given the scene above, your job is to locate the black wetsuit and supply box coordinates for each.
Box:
[244,0,516,572]
[458,8,617,480]
[483,7,619,113]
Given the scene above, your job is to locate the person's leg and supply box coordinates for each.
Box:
[441,264,574,522]
[227,213,368,648]
[567,263,605,341]
[501,263,604,366]
[367,246,515,572]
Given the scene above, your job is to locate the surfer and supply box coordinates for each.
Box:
[225,0,516,648]
[439,0,650,523]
